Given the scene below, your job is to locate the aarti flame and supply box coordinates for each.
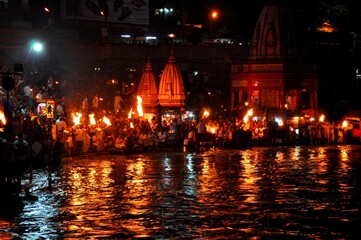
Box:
[0,111,6,125]
[243,108,253,123]
[102,116,111,126]
[72,112,82,126]
[319,114,325,123]
[203,110,209,117]
[137,96,143,117]
[128,108,133,119]
[89,113,96,125]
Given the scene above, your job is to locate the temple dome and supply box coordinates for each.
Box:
[158,54,185,107]
[250,5,298,61]
[137,60,158,108]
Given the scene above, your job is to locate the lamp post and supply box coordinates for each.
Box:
[24,41,44,113]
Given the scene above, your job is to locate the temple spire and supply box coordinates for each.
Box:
[158,53,185,107]
[137,60,158,109]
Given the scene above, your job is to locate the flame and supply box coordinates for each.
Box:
[128,108,133,119]
[137,96,143,117]
[211,128,216,134]
[0,111,6,125]
[203,110,209,117]
[342,120,348,128]
[72,112,82,126]
[89,113,96,125]
[319,114,325,123]
[243,108,253,123]
[130,122,134,128]
[102,116,111,126]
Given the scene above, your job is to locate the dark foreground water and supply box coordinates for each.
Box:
[1,145,361,239]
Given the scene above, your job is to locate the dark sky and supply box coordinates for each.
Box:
[161,0,361,37]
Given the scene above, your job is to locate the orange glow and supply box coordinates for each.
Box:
[317,22,336,33]
[72,112,82,126]
[319,114,325,123]
[342,120,348,128]
[89,113,96,125]
[102,116,111,126]
[243,108,253,123]
[137,96,143,117]
[128,108,133,119]
[203,110,210,117]
[210,10,218,19]
[0,111,6,125]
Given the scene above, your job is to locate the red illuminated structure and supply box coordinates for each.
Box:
[137,59,158,113]
[231,5,318,117]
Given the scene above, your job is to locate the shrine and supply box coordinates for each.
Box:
[158,53,185,108]
[137,59,158,114]
[231,5,318,117]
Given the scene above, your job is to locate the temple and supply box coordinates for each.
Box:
[137,60,158,114]
[231,5,318,117]
[157,53,186,109]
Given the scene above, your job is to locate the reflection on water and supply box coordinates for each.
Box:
[1,145,361,239]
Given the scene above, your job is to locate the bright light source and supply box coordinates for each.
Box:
[32,42,43,52]
[211,10,218,19]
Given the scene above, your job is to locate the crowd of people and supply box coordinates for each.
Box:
[0,79,356,193]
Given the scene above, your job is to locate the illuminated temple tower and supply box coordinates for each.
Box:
[231,5,318,116]
[137,60,158,113]
[157,53,185,109]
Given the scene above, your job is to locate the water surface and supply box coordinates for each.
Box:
[1,145,361,239]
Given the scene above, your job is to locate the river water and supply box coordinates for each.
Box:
[1,145,361,239]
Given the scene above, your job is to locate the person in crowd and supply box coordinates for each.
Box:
[92,94,99,112]
[115,135,127,149]
[13,132,30,185]
[82,95,89,114]
[0,137,14,185]
[30,137,44,168]
[56,116,67,139]
[73,125,84,155]
[51,137,63,170]
[42,136,52,166]
[113,94,123,114]
[82,128,91,153]
[158,128,167,144]
[56,103,65,119]
[196,119,206,133]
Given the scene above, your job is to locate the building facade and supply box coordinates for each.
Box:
[231,5,318,117]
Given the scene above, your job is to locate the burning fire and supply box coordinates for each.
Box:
[137,96,143,117]
[72,112,82,126]
[319,114,325,123]
[203,110,210,117]
[102,116,111,126]
[342,120,348,129]
[0,111,6,125]
[128,108,133,119]
[243,108,253,123]
[89,113,96,125]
